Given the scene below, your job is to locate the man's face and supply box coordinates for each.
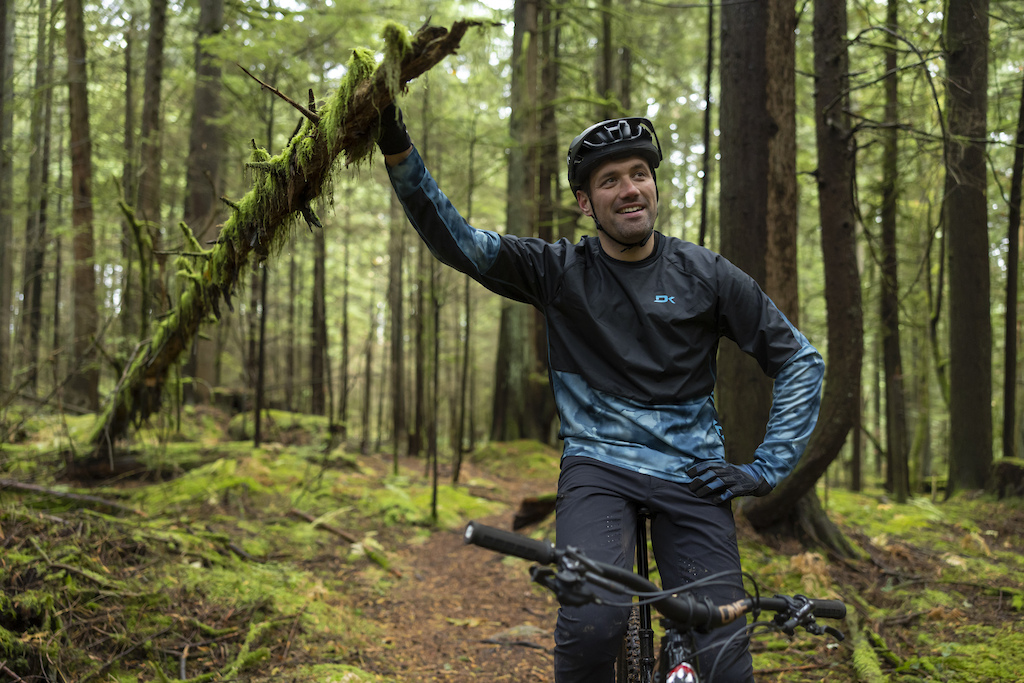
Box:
[575,156,659,250]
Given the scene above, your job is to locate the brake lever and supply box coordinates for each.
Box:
[529,562,596,607]
[772,595,846,642]
[773,594,814,636]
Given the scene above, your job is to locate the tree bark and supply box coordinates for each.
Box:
[361,298,374,455]
[880,0,909,501]
[286,238,297,411]
[698,0,715,248]
[311,218,327,415]
[764,0,799,326]
[410,90,431,457]
[183,0,226,403]
[254,264,269,446]
[136,0,169,317]
[388,188,407,463]
[340,202,351,436]
[532,0,559,444]
[65,0,100,411]
[1002,69,1024,461]
[491,0,538,442]
[121,14,139,343]
[89,21,480,452]
[717,0,772,464]
[743,0,862,558]
[0,0,15,402]
[943,0,992,496]
[18,0,52,396]
[454,117,479,483]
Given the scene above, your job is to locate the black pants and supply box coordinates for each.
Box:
[553,456,755,683]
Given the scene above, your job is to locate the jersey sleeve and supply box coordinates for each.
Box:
[387,148,561,308]
[713,257,825,487]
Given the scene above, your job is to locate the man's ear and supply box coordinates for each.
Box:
[576,190,593,217]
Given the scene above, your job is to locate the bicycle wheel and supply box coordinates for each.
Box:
[616,606,644,683]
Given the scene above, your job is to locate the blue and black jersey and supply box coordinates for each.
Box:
[388,148,824,487]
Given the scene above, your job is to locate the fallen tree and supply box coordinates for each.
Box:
[90,21,481,457]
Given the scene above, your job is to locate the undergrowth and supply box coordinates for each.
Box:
[2,408,1022,681]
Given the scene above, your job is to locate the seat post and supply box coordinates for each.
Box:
[635,507,655,670]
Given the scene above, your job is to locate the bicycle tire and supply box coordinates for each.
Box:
[616,606,644,683]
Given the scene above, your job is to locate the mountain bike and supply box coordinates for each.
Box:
[463,520,846,683]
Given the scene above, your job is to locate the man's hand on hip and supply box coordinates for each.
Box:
[686,461,772,503]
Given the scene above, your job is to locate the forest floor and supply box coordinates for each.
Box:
[352,452,558,682]
[2,407,1024,682]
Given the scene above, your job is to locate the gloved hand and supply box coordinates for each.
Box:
[686,461,772,503]
[376,102,412,156]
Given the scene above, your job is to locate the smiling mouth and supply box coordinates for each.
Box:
[619,206,644,214]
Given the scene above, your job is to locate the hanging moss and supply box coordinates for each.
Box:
[380,21,413,96]
[91,20,482,452]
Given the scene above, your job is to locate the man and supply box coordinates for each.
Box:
[376,109,824,682]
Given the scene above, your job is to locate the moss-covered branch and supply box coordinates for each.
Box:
[89,20,481,454]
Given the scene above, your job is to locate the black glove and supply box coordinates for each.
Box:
[686,461,772,503]
[376,103,412,156]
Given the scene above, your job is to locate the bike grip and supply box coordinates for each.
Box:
[463,521,556,565]
[811,599,847,620]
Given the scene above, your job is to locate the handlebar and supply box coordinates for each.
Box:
[464,520,845,636]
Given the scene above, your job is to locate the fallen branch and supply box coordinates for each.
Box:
[0,661,27,683]
[289,507,401,578]
[89,20,484,456]
[288,507,358,543]
[0,478,146,516]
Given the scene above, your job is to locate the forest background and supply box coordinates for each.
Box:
[1,0,1024,515]
[2,0,1024,680]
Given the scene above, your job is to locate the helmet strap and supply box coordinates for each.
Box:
[593,218,656,253]
[585,190,656,253]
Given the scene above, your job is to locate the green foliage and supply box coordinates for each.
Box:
[468,439,561,481]
[226,409,333,445]
[353,474,503,529]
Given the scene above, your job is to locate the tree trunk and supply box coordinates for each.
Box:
[429,259,441,519]
[880,0,909,501]
[311,220,327,415]
[18,0,51,396]
[340,215,350,437]
[943,0,991,496]
[137,0,169,317]
[388,188,407,462]
[121,14,139,342]
[743,0,862,558]
[717,0,772,464]
[0,0,15,401]
[491,0,538,442]
[764,0,799,326]
[698,0,715,248]
[532,0,560,444]
[598,0,613,121]
[361,299,374,455]
[65,0,100,411]
[254,264,269,446]
[183,0,226,404]
[410,91,432,457]
[454,118,479,483]
[1003,70,1024,461]
[286,238,297,411]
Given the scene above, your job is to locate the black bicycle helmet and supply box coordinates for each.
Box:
[566,117,663,194]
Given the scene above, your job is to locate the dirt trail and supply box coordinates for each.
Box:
[357,461,559,681]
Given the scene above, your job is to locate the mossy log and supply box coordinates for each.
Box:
[89,21,480,456]
[987,457,1024,498]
